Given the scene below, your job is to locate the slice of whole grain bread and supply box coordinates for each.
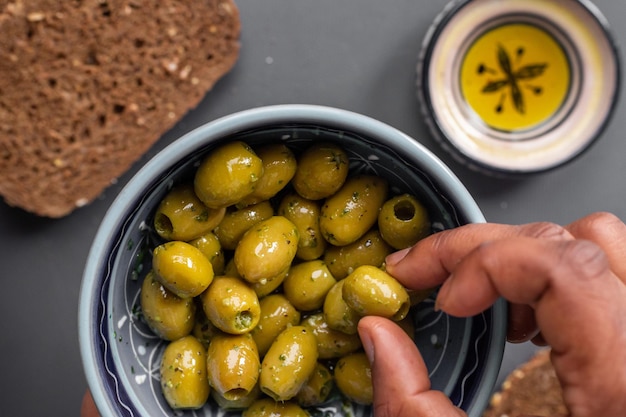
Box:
[0,0,240,217]
[483,349,568,417]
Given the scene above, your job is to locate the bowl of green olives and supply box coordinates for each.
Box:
[79,104,506,417]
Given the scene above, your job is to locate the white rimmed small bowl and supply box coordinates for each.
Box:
[418,0,620,176]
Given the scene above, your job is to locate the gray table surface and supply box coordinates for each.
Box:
[1,0,624,415]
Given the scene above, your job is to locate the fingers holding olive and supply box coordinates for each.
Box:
[342,265,410,321]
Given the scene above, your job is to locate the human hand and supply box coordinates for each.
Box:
[81,391,100,417]
[358,212,626,417]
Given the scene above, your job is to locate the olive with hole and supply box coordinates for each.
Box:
[206,333,260,401]
[200,276,261,334]
[153,184,226,242]
[378,193,430,249]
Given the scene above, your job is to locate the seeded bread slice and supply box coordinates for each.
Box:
[483,349,568,417]
[0,0,241,217]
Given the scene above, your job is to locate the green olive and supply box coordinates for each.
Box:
[292,142,349,200]
[251,294,301,357]
[206,333,260,401]
[140,270,196,341]
[192,305,223,348]
[200,276,261,334]
[188,232,225,276]
[238,143,297,207]
[320,175,388,246]
[282,260,336,311]
[153,184,226,242]
[260,326,318,401]
[334,352,373,405]
[214,201,274,251]
[250,267,288,299]
[342,265,410,321]
[194,141,264,209]
[295,362,334,407]
[323,228,393,280]
[211,383,261,410]
[234,216,299,284]
[160,335,210,409]
[277,193,326,261]
[152,241,214,298]
[378,193,430,249]
[300,313,361,360]
[223,259,288,299]
[223,258,241,278]
[323,280,361,335]
[242,398,309,417]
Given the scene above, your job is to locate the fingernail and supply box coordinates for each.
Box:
[385,247,410,266]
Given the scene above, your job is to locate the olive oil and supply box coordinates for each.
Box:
[460,23,571,133]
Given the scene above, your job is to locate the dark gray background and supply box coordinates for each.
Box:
[1,0,624,415]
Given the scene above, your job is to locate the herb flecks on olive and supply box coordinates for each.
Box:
[139,140,434,412]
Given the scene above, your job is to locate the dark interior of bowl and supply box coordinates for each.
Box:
[93,124,503,416]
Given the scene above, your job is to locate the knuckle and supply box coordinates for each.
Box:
[575,211,625,237]
[523,221,573,241]
[558,240,609,281]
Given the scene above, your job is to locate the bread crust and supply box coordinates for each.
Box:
[0,0,241,217]
[483,349,568,417]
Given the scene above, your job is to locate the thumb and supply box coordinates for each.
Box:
[357,316,466,417]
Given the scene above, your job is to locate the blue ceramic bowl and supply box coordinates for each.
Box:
[79,104,506,417]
